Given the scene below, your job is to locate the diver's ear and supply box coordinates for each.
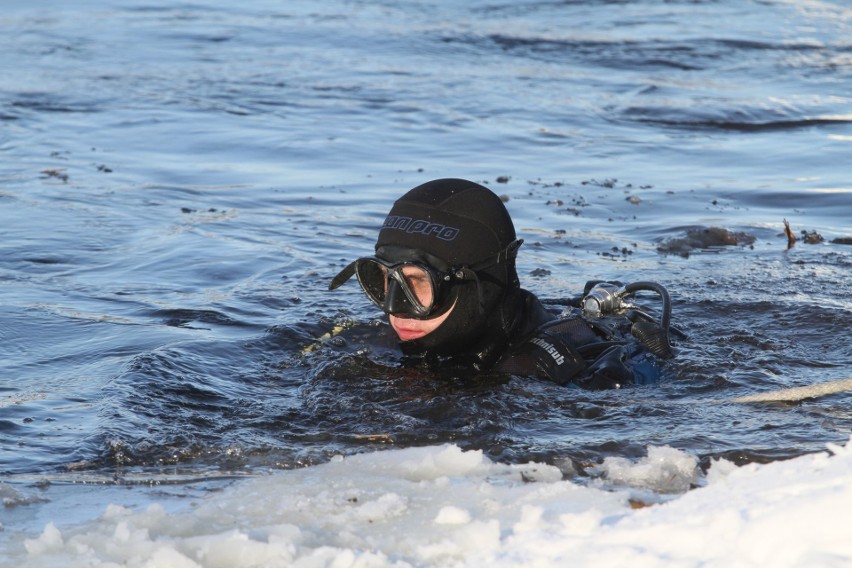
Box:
[329,260,357,291]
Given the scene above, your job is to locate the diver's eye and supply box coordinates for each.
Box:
[400,265,434,308]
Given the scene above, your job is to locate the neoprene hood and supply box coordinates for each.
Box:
[375,178,522,361]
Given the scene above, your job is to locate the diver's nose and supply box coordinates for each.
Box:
[383,278,416,315]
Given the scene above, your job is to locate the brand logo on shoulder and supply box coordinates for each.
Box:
[529,337,565,366]
[382,216,460,241]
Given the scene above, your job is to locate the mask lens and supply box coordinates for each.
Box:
[355,259,438,316]
[399,265,434,310]
[355,260,389,305]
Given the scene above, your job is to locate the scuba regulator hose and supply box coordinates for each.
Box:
[582,280,675,359]
[622,281,674,359]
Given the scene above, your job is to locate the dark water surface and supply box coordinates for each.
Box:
[2,0,851,485]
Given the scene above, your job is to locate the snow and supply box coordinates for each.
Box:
[4,438,852,567]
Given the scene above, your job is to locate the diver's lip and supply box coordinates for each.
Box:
[392,325,427,341]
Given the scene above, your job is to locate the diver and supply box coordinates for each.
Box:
[329,178,676,389]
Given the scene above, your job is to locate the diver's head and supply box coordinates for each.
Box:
[330,178,523,356]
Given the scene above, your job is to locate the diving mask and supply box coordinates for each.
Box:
[329,240,523,319]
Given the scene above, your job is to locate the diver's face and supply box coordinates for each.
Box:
[389,303,455,341]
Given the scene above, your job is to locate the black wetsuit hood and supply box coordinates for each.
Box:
[375,178,527,368]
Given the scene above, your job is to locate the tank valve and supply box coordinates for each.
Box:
[582,282,625,316]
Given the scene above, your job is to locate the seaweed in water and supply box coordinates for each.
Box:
[783,219,847,247]
[657,227,756,257]
[784,218,796,250]
[800,230,825,245]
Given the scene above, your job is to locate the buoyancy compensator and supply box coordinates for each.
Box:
[497,280,678,389]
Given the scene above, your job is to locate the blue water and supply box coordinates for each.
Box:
[2,0,851,491]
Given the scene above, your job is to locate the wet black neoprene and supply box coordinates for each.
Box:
[373,178,527,366]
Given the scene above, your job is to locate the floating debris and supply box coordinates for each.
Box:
[800,230,824,244]
[783,218,796,249]
[40,168,69,182]
[657,227,756,257]
[599,246,634,259]
[785,219,829,247]
[730,377,852,404]
[582,178,618,188]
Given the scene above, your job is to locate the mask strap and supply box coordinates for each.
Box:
[465,239,523,272]
[328,260,358,291]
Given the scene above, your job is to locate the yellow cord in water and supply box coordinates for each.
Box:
[301,324,350,354]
